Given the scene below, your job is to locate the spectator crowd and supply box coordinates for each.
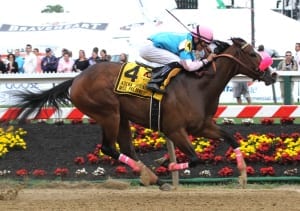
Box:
[0,44,128,74]
[0,42,299,105]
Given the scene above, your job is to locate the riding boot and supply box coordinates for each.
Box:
[147,62,181,93]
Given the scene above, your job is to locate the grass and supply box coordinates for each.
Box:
[215,117,300,124]
[5,116,300,125]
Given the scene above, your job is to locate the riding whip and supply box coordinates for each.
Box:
[165,9,193,33]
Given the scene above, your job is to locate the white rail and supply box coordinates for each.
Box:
[0,72,80,84]
[0,71,299,83]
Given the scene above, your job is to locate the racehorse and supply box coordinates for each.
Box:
[11,38,276,190]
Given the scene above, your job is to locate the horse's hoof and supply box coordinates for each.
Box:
[139,166,151,186]
[159,183,174,191]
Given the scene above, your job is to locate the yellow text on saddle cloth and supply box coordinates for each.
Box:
[114,62,181,101]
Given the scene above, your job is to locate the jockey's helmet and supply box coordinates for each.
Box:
[191,25,213,44]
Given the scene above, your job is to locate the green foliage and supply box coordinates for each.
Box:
[41,4,64,13]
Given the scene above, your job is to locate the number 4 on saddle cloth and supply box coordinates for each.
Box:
[114,62,182,130]
[114,62,182,101]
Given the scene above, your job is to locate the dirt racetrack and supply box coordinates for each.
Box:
[0,182,299,211]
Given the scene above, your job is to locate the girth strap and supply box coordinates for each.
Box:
[149,95,161,131]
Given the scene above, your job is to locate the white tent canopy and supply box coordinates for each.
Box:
[0,6,300,58]
[148,8,300,56]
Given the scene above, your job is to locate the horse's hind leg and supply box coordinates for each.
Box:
[95,114,143,174]
[117,118,161,187]
[117,118,149,182]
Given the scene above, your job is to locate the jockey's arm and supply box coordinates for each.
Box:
[180,59,208,71]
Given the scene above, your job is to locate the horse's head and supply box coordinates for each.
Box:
[219,38,277,85]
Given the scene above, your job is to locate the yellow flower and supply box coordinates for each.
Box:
[0,126,27,158]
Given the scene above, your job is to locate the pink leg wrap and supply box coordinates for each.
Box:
[168,162,189,171]
[234,148,244,169]
[118,154,140,172]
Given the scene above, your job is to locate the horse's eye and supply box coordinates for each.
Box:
[250,52,257,57]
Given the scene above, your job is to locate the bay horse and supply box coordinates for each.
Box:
[12,38,276,190]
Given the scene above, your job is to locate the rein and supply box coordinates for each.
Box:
[214,53,257,73]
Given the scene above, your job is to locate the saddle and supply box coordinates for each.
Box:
[114,62,181,100]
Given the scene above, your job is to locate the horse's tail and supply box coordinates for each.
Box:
[13,79,74,121]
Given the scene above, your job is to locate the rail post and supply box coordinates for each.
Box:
[283,76,292,104]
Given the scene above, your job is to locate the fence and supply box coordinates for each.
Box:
[1,105,300,121]
[0,71,300,120]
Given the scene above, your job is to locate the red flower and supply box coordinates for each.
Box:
[74,156,85,165]
[175,149,188,163]
[280,117,295,125]
[54,168,69,176]
[225,148,235,162]
[295,153,300,162]
[260,166,275,176]
[246,153,260,162]
[32,169,47,177]
[266,133,276,138]
[71,119,83,124]
[263,155,275,164]
[155,166,168,176]
[214,155,223,164]
[234,132,244,141]
[258,143,270,153]
[115,166,127,174]
[93,144,102,155]
[260,118,274,125]
[246,166,255,175]
[16,169,28,177]
[87,153,99,164]
[199,152,214,162]
[218,166,233,177]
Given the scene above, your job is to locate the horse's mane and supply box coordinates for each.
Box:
[191,38,241,77]
[212,37,246,54]
[212,40,230,54]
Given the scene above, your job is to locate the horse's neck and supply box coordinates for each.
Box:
[205,60,237,99]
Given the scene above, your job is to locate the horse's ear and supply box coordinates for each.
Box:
[231,37,247,47]
[231,37,238,45]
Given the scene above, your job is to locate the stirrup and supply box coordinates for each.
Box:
[146,83,165,94]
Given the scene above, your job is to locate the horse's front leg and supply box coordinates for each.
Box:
[200,121,247,188]
[166,128,200,170]
[218,128,247,188]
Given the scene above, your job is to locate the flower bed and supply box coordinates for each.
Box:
[0,119,299,181]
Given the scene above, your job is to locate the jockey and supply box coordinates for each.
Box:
[139,25,216,93]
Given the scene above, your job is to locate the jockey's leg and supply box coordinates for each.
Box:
[147,62,182,94]
[147,65,172,93]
